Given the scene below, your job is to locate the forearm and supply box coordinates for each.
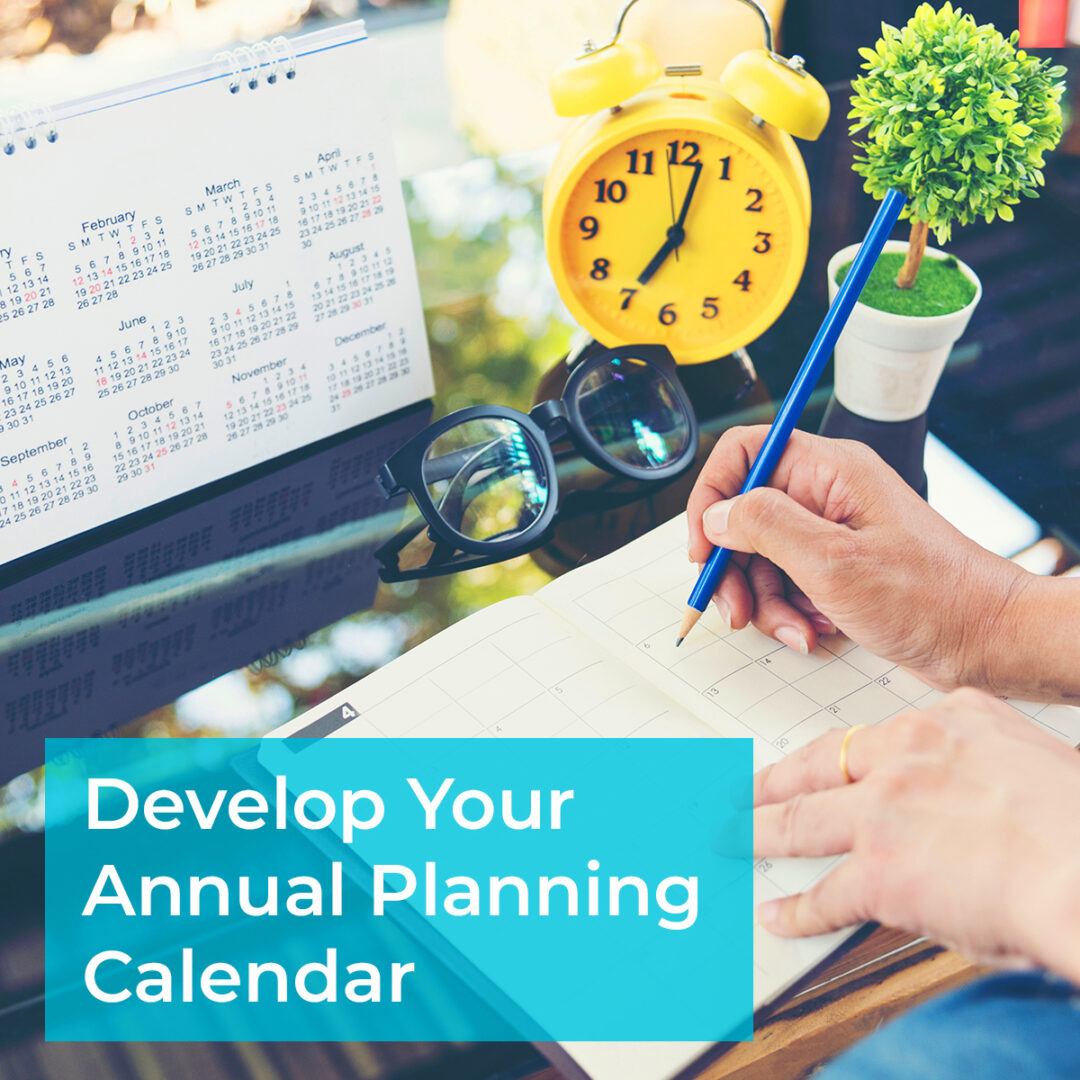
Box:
[984,573,1080,704]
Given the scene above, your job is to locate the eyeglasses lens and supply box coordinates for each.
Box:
[422,418,549,542]
[576,356,691,471]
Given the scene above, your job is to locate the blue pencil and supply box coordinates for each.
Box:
[676,188,908,646]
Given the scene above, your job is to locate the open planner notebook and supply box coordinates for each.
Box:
[267,512,1080,1080]
[0,20,431,569]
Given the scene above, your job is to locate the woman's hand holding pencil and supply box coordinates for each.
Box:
[685,427,1025,692]
[677,188,908,648]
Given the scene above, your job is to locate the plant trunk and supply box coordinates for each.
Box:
[895,219,929,289]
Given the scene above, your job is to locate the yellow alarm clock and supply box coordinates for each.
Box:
[543,0,829,364]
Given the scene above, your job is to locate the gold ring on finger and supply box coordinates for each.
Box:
[839,724,866,785]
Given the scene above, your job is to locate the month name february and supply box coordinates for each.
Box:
[81,211,136,232]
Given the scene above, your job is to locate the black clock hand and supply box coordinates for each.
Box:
[665,147,680,265]
[675,160,703,229]
[637,160,703,285]
[637,233,680,285]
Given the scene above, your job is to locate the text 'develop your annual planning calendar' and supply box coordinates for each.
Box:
[0,21,433,568]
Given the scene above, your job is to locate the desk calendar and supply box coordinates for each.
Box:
[0,21,433,570]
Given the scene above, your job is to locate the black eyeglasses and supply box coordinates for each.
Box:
[374,343,699,579]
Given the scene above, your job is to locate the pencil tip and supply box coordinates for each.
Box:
[675,637,684,648]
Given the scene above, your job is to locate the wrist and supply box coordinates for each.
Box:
[949,554,1034,693]
[980,572,1080,702]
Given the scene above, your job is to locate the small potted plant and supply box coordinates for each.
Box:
[821,2,1066,493]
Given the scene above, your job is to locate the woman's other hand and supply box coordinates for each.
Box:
[753,691,1080,983]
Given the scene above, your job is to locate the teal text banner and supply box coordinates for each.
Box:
[45,736,752,1042]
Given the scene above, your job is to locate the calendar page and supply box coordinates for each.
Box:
[0,22,432,569]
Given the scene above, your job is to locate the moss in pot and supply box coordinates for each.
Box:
[836,253,977,318]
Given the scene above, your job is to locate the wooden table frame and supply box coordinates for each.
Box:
[515,927,985,1080]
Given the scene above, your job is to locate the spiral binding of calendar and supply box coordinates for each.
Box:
[0,104,58,156]
[214,35,296,94]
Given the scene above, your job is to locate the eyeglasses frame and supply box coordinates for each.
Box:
[374,343,698,563]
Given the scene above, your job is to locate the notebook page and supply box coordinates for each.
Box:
[0,24,432,567]
[538,512,1080,1019]
[265,594,709,742]
[538,513,1080,751]
[263,594,719,1080]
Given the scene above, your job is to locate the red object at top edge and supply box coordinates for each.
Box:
[1018,0,1069,46]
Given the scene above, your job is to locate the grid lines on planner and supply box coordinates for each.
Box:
[316,609,694,742]
[267,513,1080,1020]
[565,533,1080,750]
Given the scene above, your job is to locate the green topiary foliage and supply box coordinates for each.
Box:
[849,2,1066,247]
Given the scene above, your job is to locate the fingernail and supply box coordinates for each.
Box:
[811,615,836,635]
[776,626,809,655]
[758,899,783,929]
[713,597,732,630]
[703,500,732,537]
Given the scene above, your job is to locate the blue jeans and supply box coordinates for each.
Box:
[818,972,1080,1079]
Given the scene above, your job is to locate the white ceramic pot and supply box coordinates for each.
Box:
[827,240,982,423]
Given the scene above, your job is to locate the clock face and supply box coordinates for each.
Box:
[556,127,799,361]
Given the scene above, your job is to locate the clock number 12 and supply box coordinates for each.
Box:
[667,140,701,166]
